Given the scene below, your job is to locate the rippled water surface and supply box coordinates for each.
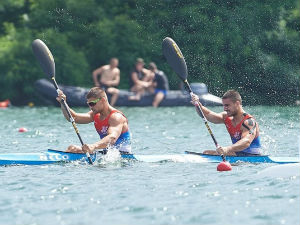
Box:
[0,106,299,225]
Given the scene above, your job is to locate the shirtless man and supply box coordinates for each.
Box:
[56,87,131,154]
[92,58,120,106]
[129,58,153,100]
[191,90,261,156]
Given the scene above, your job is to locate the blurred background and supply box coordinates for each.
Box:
[0,0,299,105]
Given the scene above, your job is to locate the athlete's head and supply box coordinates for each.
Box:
[86,87,108,113]
[222,90,242,117]
[110,58,119,68]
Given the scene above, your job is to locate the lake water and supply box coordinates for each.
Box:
[0,105,299,225]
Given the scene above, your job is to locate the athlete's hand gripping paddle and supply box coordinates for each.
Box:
[162,37,231,171]
[32,39,93,165]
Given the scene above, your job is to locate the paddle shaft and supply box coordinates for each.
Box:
[183,80,225,161]
[162,37,226,162]
[51,77,93,164]
[32,39,93,164]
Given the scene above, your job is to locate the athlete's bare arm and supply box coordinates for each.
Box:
[56,91,94,124]
[191,93,225,124]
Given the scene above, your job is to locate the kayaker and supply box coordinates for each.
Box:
[92,58,120,106]
[56,87,131,154]
[191,90,261,156]
[148,62,169,107]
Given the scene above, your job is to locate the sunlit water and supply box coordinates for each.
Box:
[0,106,299,225]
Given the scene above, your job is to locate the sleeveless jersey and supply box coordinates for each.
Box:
[224,113,261,154]
[93,110,131,152]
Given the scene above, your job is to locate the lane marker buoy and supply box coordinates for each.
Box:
[18,127,28,132]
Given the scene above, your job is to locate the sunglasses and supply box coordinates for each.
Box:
[87,97,102,107]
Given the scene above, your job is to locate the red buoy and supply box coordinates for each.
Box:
[217,161,232,171]
[0,99,11,108]
[18,127,28,132]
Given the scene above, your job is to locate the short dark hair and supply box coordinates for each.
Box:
[222,90,242,103]
[86,87,106,99]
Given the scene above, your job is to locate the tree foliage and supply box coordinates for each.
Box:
[0,0,299,105]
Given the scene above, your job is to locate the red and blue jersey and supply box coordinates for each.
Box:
[224,113,261,154]
[93,110,131,152]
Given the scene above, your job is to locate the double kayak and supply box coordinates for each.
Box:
[0,149,299,166]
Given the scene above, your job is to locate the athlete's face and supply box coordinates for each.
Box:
[87,96,106,113]
[222,98,240,117]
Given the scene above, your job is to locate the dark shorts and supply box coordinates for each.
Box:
[155,89,167,95]
[100,84,110,91]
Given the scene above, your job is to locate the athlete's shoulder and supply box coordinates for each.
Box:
[91,111,99,121]
[222,112,229,121]
[109,110,126,123]
[243,117,256,127]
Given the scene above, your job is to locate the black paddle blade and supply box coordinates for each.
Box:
[32,39,55,78]
[162,37,188,81]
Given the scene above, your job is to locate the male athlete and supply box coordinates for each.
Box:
[56,87,131,154]
[92,58,120,106]
[191,90,261,156]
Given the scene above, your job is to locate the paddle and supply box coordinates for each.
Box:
[32,39,93,165]
[162,37,231,171]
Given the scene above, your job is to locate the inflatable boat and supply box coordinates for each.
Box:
[34,79,222,107]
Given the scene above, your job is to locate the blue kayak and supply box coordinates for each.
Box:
[184,151,300,164]
[0,149,298,166]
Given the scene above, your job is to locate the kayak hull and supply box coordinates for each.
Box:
[0,149,298,166]
[185,151,300,164]
[0,150,97,166]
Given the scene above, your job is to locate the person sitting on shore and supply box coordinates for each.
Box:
[92,58,120,106]
[148,62,169,107]
[128,58,153,101]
